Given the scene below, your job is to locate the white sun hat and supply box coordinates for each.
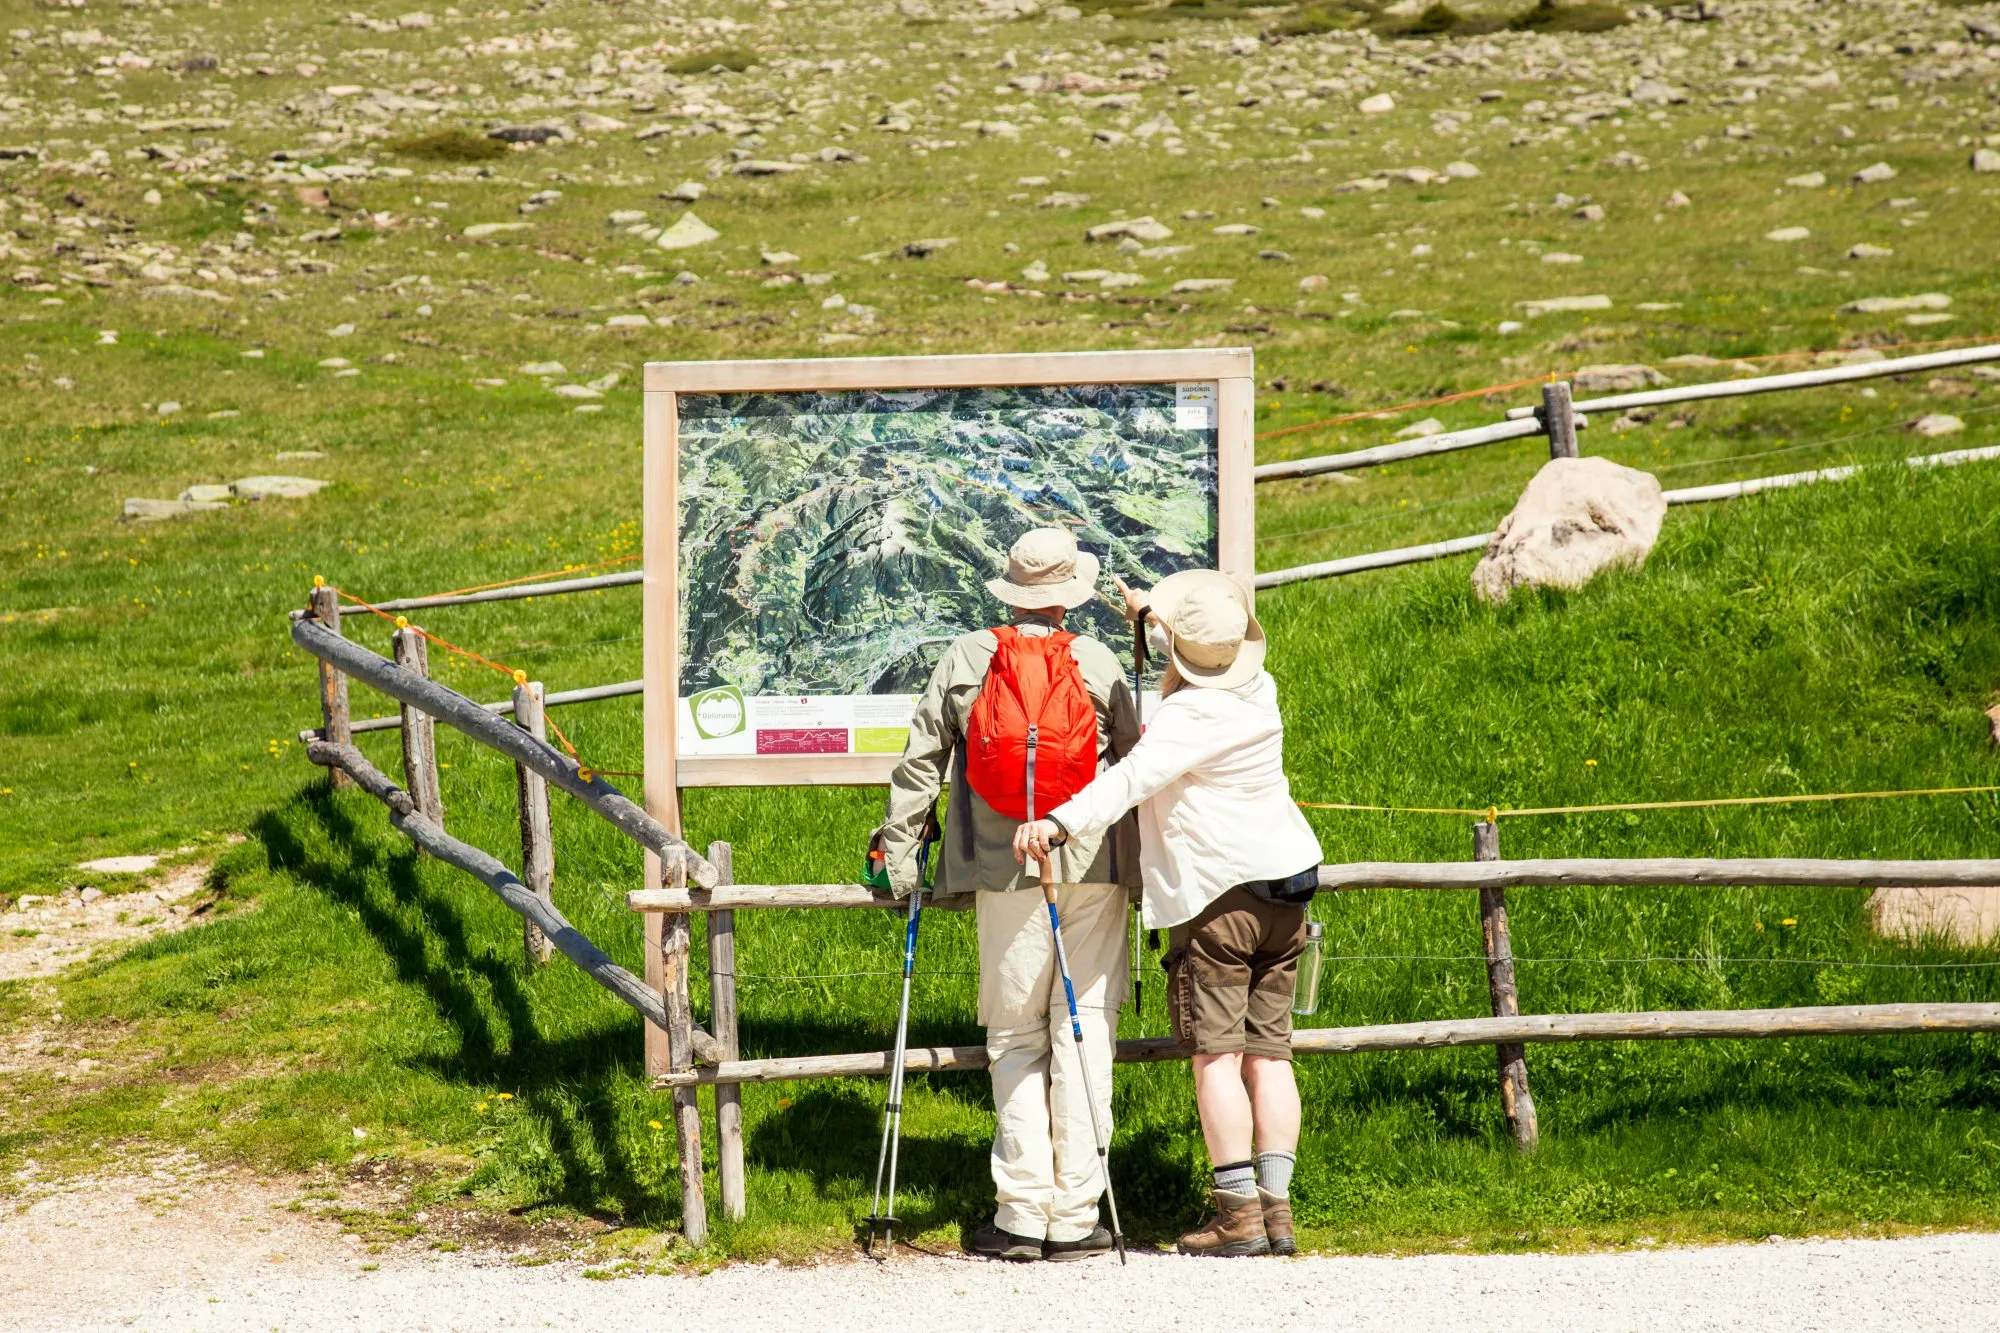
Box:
[985,527,1103,612]
[1147,568,1265,690]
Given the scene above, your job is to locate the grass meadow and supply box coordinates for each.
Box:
[3,0,2000,1262]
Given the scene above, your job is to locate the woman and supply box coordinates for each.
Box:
[1013,568,1323,1258]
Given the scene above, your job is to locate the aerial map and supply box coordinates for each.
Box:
[674,383,1219,753]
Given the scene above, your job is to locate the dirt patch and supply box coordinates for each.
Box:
[0,855,229,985]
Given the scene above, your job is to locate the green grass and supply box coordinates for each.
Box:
[2,0,1999,1261]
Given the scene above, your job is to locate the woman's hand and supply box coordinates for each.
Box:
[1012,819,1065,865]
[1112,574,1149,624]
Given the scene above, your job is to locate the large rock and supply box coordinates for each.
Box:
[1870,886,2000,945]
[656,212,720,251]
[125,497,226,521]
[1472,457,1666,604]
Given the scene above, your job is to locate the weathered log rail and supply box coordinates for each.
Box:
[655,1003,2000,1089]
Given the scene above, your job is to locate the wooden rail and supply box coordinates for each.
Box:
[655,1002,2000,1088]
[625,856,2000,911]
[1255,444,2000,592]
[290,613,718,887]
[304,738,723,1063]
[342,678,642,737]
[364,569,643,613]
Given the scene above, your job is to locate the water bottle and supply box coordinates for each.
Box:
[1293,921,1325,1017]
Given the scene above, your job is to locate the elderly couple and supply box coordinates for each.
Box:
[878,526,1322,1260]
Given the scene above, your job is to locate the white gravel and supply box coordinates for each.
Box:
[7,1174,2000,1333]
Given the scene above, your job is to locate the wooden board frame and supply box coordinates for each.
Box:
[642,348,1256,812]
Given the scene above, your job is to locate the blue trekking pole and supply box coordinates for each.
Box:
[1043,879,1128,1265]
[863,822,934,1257]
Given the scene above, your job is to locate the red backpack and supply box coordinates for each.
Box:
[964,626,1099,822]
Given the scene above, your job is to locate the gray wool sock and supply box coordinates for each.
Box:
[1255,1150,1297,1199]
[1213,1160,1256,1196]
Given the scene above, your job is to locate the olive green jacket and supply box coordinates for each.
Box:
[880,613,1141,899]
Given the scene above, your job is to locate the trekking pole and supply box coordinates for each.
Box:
[1129,612,1146,1026]
[863,827,934,1258]
[1044,881,1128,1265]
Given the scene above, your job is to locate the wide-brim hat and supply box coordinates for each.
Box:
[1148,568,1265,690]
[986,528,1102,611]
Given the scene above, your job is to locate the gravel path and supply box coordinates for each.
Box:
[7,1175,2000,1333]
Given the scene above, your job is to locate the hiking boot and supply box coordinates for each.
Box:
[969,1222,1043,1261]
[1176,1188,1270,1257]
[1044,1225,1113,1262]
[1258,1187,1296,1256]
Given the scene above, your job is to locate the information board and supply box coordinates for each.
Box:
[642,350,1254,821]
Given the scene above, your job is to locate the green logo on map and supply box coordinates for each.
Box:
[689,685,747,740]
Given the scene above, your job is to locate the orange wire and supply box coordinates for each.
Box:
[430,554,640,600]
[331,586,596,764]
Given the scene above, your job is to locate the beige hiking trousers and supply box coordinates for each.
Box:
[977,879,1129,1245]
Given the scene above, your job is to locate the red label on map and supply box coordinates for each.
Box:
[756,728,848,755]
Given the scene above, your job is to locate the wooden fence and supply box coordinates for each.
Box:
[292,606,2000,1243]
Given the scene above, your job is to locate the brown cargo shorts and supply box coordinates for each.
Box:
[1163,884,1309,1059]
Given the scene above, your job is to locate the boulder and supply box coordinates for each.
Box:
[180,483,234,503]
[1085,216,1173,243]
[1471,457,1666,604]
[1911,414,1964,438]
[1869,886,2000,946]
[1974,149,2000,174]
[125,497,226,521]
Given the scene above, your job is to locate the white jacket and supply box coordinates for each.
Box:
[1049,671,1323,929]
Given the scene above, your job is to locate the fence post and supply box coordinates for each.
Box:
[661,853,708,1246]
[513,681,555,970]
[1476,820,1539,1151]
[393,628,444,828]
[706,840,745,1222]
[1541,380,1579,460]
[309,584,351,789]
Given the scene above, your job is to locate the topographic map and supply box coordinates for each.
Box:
[677,383,1220,698]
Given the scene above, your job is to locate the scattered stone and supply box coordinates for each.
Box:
[656,213,721,251]
[1664,190,1691,209]
[1443,161,1481,180]
[609,209,648,226]
[180,484,233,504]
[275,451,326,462]
[575,112,628,133]
[125,497,225,521]
[732,160,803,176]
[553,384,602,399]
[898,237,958,258]
[1171,278,1235,293]
[1472,457,1667,604]
[1574,204,1605,222]
[1497,320,1525,334]
[489,125,570,145]
[1785,171,1827,188]
[520,362,566,376]
[1764,226,1811,242]
[1541,252,1584,265]
[1851,161,1897,185]
[1974,149,2000,174]
[78,888,105,904]
[157,401,182,416]
[1839,293,1950,314]
[1910,414,1964,438]
[1629,79,1686,105]
[232,476,329,500]
[1519,294,1613,317]
[77,855,159,874]
[1333,177,1389,195]
[1212,223,1261,237]
[464,222,532,239]
[1393,418,1445,440]
[1358,94,1395,115]
[1086,217,1173,243]
[1574,364,1670,393]
[1299,275,1328,290]
[604,314,652,329]
[1847,243,1894,259]
[662,182,706,203]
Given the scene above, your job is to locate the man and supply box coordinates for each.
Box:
[878,527,1139,1262]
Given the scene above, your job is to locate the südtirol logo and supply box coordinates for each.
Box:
[689,685,747,740]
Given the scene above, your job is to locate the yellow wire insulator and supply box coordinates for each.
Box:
[512,668,528,685]
[312,574,326,588]
[395,615,410,629]
[578,767,594,782]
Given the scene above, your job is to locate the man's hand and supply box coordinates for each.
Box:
[1012,819,1066,865]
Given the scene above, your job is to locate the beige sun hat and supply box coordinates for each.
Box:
[1147,568,1265,690]
[986,527,1102,612]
